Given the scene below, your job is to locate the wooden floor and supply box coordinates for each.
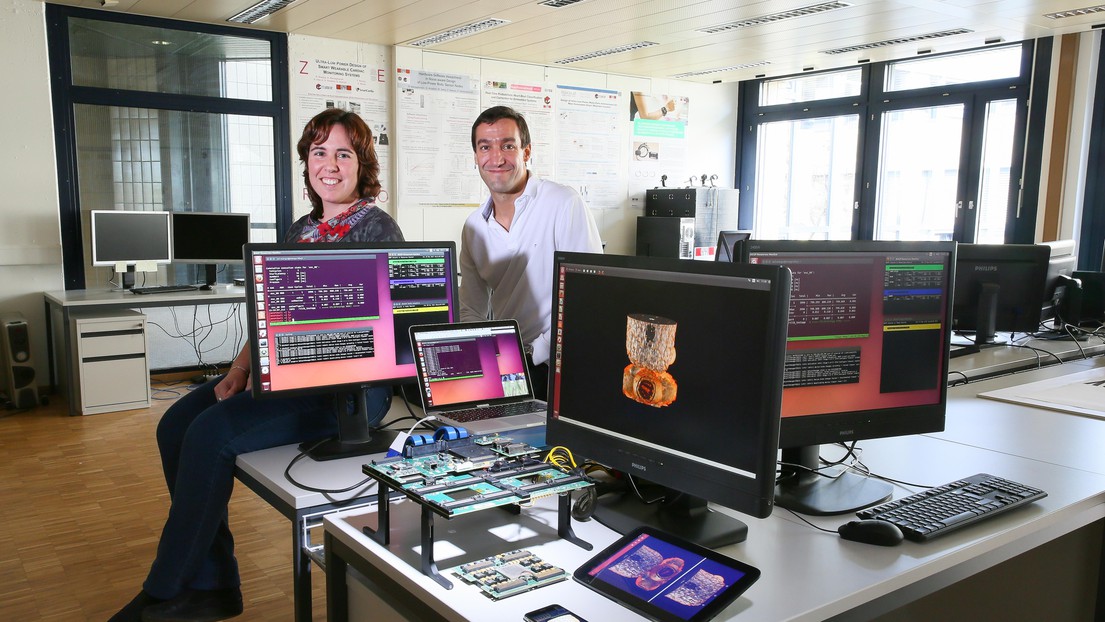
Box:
[0,379,327,621]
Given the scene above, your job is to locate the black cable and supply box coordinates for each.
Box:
[282,439,377,495]
[783,508,839,534]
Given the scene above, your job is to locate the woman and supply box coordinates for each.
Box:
[110,108,402,622]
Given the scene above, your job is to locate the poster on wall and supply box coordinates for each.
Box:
[396,68,484,206]
[291,54,391,206]
[553,85,625,209]
[628,91,690,198]
[481,79,555,179]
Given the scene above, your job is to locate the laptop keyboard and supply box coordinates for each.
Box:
[442,401,546,423]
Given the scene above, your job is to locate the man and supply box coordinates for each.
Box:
[460,106,603,399]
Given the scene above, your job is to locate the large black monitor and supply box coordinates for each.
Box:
[172,212,251,286]
[742,240,956,515]
[89,210,172,289]
[546,251,792,547]
[952,243,1050,343]
[244,241,458,460]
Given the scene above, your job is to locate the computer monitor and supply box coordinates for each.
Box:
[742,239,956,515]
[244,241,458,460]
[546,251,792,547]
[171,212,251,286]
[89,210,173,288]
[952,243,1050,343]
[714,230,751,263]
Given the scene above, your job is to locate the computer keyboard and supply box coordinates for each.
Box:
[444,401,546,423]
[130,284,200,295]
[855,473,1047,542]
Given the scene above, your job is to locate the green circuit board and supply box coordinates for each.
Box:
[363,437,591,518]
[451,549,567,600]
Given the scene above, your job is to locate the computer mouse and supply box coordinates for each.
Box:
[837,519,904,546]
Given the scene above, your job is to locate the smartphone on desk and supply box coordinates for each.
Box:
[523,604,588,622]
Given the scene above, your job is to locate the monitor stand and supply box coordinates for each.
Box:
[300,389,398,461]
[203,264,218,288]
[592,484,748,548]
[120,266,136,290]
[775,445,892,516]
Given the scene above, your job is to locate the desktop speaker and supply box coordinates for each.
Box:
[0,312,39,410]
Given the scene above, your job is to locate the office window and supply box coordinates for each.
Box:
[68,17,272,100]
[48,5,290,290]
[754,115,859,240]
[885,46,1023,91]
[760,69,863,105]
[738,42,1037,243]
[874,103,964,241]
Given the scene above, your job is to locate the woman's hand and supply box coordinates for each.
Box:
[214,365,250,402]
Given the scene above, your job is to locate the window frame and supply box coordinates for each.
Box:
[47,4,292,290]
[736,40,1042,244]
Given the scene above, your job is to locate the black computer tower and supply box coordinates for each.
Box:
[635,217,694,259]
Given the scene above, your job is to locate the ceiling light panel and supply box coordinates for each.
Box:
[821,28,973,55]
[227,0,297,24]
[1044,5,1105,19]
[407,18,511,47]
[538,0,590,7]
[672,61,771,79]
[697,2,851,34]
[555,41,658,64]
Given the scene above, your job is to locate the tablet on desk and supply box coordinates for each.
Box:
[573,526,760,622]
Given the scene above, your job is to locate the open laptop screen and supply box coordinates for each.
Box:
[412,321,533,409]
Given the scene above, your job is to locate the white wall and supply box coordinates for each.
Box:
[0,0,64,397]
[387,46,739,256]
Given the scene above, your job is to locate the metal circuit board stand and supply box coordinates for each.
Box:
[361,461,593,589]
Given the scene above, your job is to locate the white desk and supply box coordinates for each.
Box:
[322,432,1105,621]
[936,356,1105,476]
[234,442,385,622]
[43,286,247,414]
[948,332,1105,383]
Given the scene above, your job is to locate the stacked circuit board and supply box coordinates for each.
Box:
[363,433,592,518]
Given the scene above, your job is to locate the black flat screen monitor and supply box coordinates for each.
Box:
[172,212,251,286]
[714,230,751,263]
[546,251,792,547]
[952,243,1050,343]
[90,210,172,288]
[244,241,458,460]
[742,240,956,515]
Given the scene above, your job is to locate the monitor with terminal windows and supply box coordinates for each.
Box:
[172,212,251,287]
[952,243,1050,344]
[739,239,956,516]
[244,241,458,460]
[546,251,792,548]
[90,210,173,289]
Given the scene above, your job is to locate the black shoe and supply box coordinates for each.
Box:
[108,591,165,622]
[140,588,243,622]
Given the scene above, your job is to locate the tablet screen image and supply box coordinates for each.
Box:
[575,527,760,622]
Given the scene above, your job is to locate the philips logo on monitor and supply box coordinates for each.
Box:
[974,265,999,272]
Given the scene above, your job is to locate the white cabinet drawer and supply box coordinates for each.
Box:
[79,331,146,358]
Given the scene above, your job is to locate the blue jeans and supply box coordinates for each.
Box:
[142,376,390,598]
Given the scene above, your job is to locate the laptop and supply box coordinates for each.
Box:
[409,320,548,435]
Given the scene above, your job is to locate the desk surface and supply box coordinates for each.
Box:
[325,431,1105,622]
[935,356,1105,475]
[44,285,247,309]
[235,442,380,512]
[948,333,1105,381]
